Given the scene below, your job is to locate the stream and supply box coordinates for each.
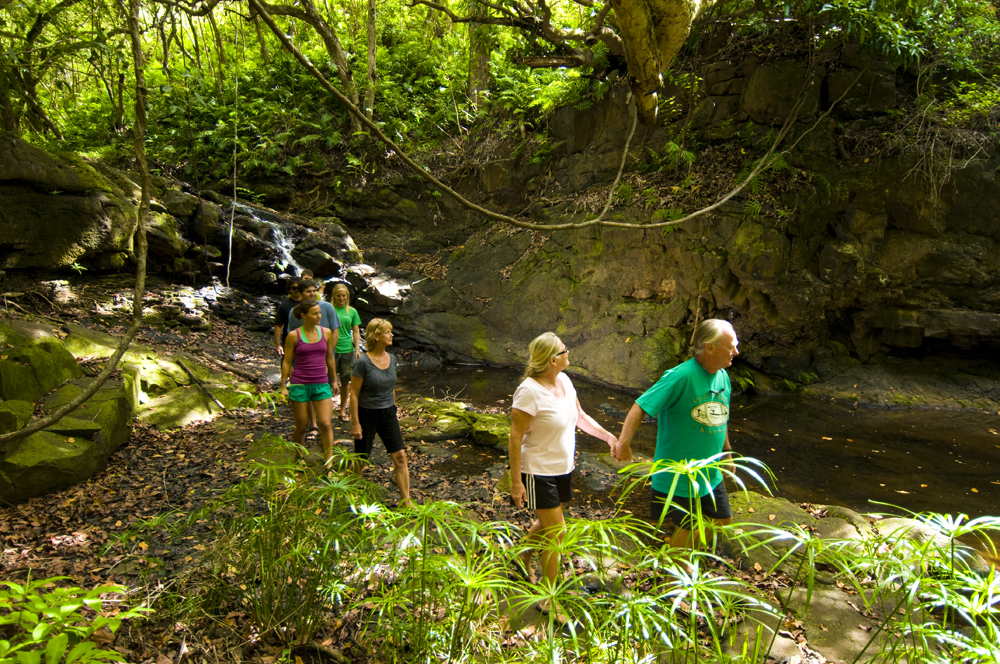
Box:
[398,364,1000,521]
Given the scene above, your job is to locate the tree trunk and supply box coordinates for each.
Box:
[0,58,20,133]
[608,0,706,125]
[364,0,376,120]
[206,11,226,96]
[467,5,490,107]
[252,13,271,66]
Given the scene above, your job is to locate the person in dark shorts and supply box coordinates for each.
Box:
[273,279,303,356]
[330,283,361,423]
[615,319,739,551]
[279,299,338,466]
[349,318,411,506]
[508,333,617,611]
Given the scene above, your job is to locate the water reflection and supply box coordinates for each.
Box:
[398,365,1000,520]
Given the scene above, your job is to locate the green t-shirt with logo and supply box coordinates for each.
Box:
[636,357,731,497]
[333,305,361,353]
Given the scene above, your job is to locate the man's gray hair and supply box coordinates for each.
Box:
[690,319,735,356]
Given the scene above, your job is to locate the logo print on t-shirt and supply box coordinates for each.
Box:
[691,401,729,427]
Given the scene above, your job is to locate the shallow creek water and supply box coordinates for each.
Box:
[398,365,1000,521]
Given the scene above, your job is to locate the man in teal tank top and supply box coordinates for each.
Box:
[615,319,739,550]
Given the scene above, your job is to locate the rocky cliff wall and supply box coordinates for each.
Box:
[355,54,1000,400]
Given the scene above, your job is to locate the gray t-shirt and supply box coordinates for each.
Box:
[353,352,397,409]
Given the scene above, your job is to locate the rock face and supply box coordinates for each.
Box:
[334,55,1000,399]
[0,320,137,503]
[0,136,359,289]
[0,134,138,270]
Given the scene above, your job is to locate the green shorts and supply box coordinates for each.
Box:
[288,383,333,402]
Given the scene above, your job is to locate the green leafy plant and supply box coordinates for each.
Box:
[0,578,149,664]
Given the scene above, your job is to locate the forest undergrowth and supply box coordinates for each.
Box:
[2,280,999,664]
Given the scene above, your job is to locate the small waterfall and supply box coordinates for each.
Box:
[232,202,304,275]
[262,221,302,275]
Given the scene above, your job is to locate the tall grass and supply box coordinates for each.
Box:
[124,437,998,663]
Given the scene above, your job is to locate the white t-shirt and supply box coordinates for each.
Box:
[511,373,578,476]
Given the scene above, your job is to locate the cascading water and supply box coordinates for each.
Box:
[232,202,304,275]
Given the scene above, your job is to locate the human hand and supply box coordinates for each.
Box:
[510,479,526,508]
[277,345,284,357]
[351,422,362,439]
[614,442,633,463]
[280,385,289,398]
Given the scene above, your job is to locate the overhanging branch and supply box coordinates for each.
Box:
[249,0,858,233]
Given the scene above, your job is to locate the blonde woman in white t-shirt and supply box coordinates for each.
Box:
[509,332,618,615]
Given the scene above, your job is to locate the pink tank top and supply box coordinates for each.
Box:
[290,327,329,384]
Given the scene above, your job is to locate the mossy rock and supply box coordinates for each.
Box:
[0,400,33,434]
[0,431,101,502]
[397,393,474,441]
[42,376,137,458]
[43,416,103,438]
[138,384,248,429]
[720,490,864,583]
[469,412,510,450]
[0,331,83,402]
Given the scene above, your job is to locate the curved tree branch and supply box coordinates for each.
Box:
[249,0,857,234]
[0,0,149,446]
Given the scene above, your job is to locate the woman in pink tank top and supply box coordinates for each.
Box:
[279,299,338,466]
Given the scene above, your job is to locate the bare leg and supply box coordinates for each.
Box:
[308,402,318,430]
[312,398,334,465]
[389,449,412,506]
[518,506,565,591]
[290,400,310,455]
[339,376,350,420]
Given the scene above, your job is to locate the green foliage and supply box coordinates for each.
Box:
[742,199,763,219]
[615,182,635,203]
[0,578,149,664]
[731,368,756,392]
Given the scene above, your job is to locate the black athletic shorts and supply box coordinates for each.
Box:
[521,471,573,510]
[650,481,732,529]
[354,405,405,458]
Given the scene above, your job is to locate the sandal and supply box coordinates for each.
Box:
[339,413,351,422]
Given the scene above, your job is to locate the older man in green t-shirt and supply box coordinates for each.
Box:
[615,319,739,550]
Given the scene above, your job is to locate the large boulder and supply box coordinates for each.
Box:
[0,134,139,269]
[0,373,137,504]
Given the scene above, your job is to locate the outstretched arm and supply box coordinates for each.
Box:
[576,399,617,449]
[614,403,648,463]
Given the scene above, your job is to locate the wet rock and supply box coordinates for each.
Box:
[296,248,341,275]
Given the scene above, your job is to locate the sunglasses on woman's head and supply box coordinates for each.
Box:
[554,349,568,356]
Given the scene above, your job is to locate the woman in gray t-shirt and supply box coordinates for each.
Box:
[350,318,411,506]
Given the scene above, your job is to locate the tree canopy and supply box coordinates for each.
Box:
[2,0,999,186]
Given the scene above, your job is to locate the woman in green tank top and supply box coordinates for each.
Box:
[330,283,362,422]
